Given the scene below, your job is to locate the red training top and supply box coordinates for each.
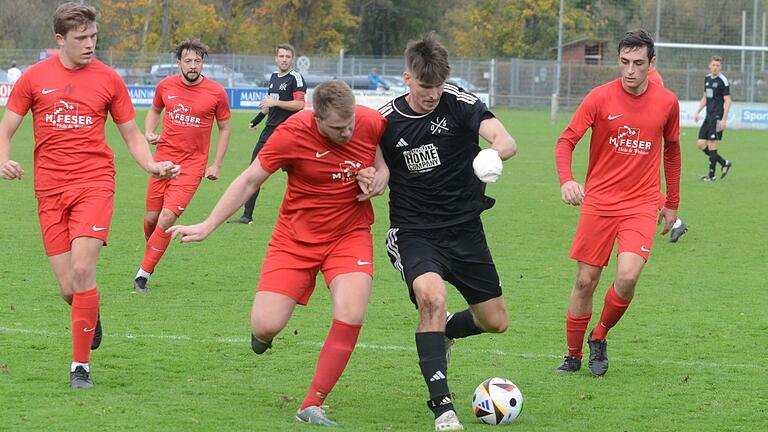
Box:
[555,78,681,215]
[258,105,387,243]
[6,57,135,197]
[152,75,231,178]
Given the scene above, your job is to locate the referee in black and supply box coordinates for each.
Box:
[694,55,733,181]
[377,33,517,431]
[229,43,306,224]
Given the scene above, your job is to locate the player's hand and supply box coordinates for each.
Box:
[694,113,700,123]
[473,149,503,183]
[356,167,375,194]
[356,166,389,201]
[145,132,160,145]
[560,180,585,206]
[719,119,727,131]
[658,207,677,235]
[205,165,220,180]
[167,223,211,243]
[0,159,24,180]
[260,98,277,109]
[149,160,181,179]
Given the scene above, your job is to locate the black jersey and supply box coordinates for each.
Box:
[704,73,730,118]
[379,83,494,229]
[265,69,306,129]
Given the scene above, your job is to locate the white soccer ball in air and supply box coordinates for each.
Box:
[471,377,524,425]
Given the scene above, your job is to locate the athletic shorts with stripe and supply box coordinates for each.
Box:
[386,218,502,307]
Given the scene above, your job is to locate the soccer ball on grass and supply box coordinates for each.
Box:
[471,377,523,425]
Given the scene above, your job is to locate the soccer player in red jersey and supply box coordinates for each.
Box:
[0,2,179,388]
[168,80,387,426]
[554,29,681,377]
[133,39,231,292]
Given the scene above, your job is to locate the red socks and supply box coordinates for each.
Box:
[72,288,99,363]
[141,226,172,273]
[566,310,592,359]
[300,319,362,409]
[592,285,632,341]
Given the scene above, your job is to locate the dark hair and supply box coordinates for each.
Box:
[313,80,355,120]
[618,29,655,61]
[53,2,97,36]
[175,38,209,60]
[405,32,450,85]
[277,43,296,57]
[710,55,723,63]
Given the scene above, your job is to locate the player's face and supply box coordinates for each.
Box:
[618,46,654,95]
[56,23,98,69]
[177,49,204,84]
[316,110,355,145]
[709,60,722,75]
[404,71,444,114]
[276,49,294,73]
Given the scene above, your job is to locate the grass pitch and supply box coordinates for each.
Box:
[1,108,766,431]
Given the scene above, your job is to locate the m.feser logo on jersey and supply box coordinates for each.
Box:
[331,160,362,183]
[167,103,201,127]
[403,143,441,172]
[46,100,94,129]
[610,125,652,156]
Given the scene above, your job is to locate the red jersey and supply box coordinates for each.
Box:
[555,79,681,215]
[6,57,135,197]
[152,75,230,177]
[258,105,387,243]
[647,69,665,87]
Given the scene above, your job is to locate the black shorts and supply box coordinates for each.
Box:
[698,116,723,141]
[385,219,502,307]
[250,126,277,162]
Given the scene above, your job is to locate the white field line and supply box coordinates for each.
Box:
[0,326,762,370]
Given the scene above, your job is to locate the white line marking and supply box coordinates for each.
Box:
[0,326,761,370]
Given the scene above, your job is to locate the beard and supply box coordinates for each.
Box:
[182,70,200,83]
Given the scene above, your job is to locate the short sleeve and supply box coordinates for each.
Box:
[215,87,231,121]
[5,71,33,116]
[109,73,136,125]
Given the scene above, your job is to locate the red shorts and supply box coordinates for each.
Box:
[570,211,657,267]
[258,227,374,305]
[146,175,202,216]
[37,187,114,256]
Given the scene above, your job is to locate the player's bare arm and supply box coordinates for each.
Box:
[479,117,517,160]
[260,98,304,112]
[117,120,180,179]
[206,119,231,180]
[356,146,389,201]
[721,94,732,130]
[169,160,271,243]
[0,110,25,180]
[694,94,707,123]
[658,207,678,235]
[144,105,163,144]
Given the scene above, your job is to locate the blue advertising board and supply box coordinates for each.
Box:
[126,85,268,110]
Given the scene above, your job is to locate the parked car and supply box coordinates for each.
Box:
[446,77,477,92]
[148,63,253,87]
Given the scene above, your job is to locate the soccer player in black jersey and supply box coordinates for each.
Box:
[376,33,517,431]
[694,55,733,181]
[229,43,306,224]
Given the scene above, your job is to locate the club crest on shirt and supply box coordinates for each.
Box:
[430,117,449,134]
[45,100,94,129]
[167,103,201,127]
[609,125,652,155]
[331,160,362,183]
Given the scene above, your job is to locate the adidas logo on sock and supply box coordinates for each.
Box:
[430,370,446,382]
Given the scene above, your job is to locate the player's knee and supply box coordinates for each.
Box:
[70,262,95,288]
[416,293,446,318]
[481,313,508,334]
[613,275,638,294]
[573,275,599,294]
[144,213,159,226]
[157,209,178,229]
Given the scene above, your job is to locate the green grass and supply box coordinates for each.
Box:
[1,108,766,431]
